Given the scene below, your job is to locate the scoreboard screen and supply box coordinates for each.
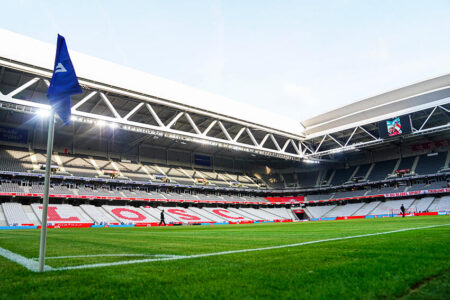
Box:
[378,115,412,139]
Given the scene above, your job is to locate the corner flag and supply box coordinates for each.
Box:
[39,34,82,272]
[47,34,82,125]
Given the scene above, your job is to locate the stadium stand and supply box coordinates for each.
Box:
[102,206,158,224]
[0,148,32,172]
[262,207,296,220]
[31,204,92,223]
[1,203,33,226]
[395,157,415,175]
[80,204,119,224]
[408,197,435,212]
[366,185,405,195]
[305,205,336,218]
[333,189,367,198]
[353,164,371,181]
[201,207,251,221]
[330,166,355,186]
[428,196,450,212]
[323,203,365,217]
[368,159,397,181]
[157,206,213,223]
[369,199,415,215]
[306,193,333,201]
[237,208,281,221]
[188,207,226,222]
[353,201,381,216]
[415,152,447,175]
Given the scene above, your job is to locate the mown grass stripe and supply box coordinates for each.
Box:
[52,223,450,272]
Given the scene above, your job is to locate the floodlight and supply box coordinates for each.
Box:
[36,109,51,118]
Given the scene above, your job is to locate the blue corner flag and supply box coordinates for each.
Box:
[47,34,82,125]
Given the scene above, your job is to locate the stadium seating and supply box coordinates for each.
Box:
[80,204,119,224]
[333,189,367,198]
[31,204,92,223]
[353,201,381,215]
[323,203,365,217]
[366,185,405,196]
[297,171,319,187]
[427,196,450,212]
[157,206,213,223]
[188,207,227,222]
[368,159,397,181]
[102,205,158,224]
[330,166,355,186]
[407,197,435,213]
[0,148,32,172]
[201,207,252,221]
[0,182,25,193]
[353,164,371,180]
[369,199,415,215]
[1,202,33,226]
[141,207,180,223]
[397,156,415,172]
[415,152,447,175]
[262,207,296,220]
[238,208,282,221]
[227,207,263,220]
[305,205,336,218]
[306,193,333,201]
[0,208,6,226]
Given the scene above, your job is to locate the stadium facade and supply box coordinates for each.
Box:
[0,29,449,228]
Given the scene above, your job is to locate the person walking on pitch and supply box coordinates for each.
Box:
[159,209,166,226]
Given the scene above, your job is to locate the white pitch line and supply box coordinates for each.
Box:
[0,246,53,272]
[31,254,183,260]
[52,223,450,272]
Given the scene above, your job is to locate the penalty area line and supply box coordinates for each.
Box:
[52,223,450,272]
[30,253,184,260]
[0,246,53,272]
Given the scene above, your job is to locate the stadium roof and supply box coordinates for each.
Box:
[301,73,450,138]
[0,28,303,136]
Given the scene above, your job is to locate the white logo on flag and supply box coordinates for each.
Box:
[55,62,67,73]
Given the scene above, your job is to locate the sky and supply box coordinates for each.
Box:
[1,0,449,123]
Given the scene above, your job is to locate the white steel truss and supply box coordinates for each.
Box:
[1,63,449,162]
[0,73,304,160]
[301,103,450,158]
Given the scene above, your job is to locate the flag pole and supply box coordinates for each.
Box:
[38,109,56,272]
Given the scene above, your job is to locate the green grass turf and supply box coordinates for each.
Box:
[0,216,449,299]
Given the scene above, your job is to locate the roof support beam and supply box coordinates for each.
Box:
[202,120,217,136]
[7,77,39,97]
[270,134,282,151]
[123,102,144,120]
[72,91,97,111]
[359,126,378,141]
[218,121,232,141]
[345,127,358,147]
[314,135,327,154]
[246,128,259,146]
[146,104,164,127]
[438,105,450,114]
[327,134,343,147]
[281,139,291,152]
[166,112,184,129]
[100,92,121,119]
[233,127,246,142]
[291,140,301,155]
[185,112,201,134]
[259,134,270,148]
[419,106,438,131]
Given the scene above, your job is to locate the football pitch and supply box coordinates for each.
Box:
[0,216,449,299]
